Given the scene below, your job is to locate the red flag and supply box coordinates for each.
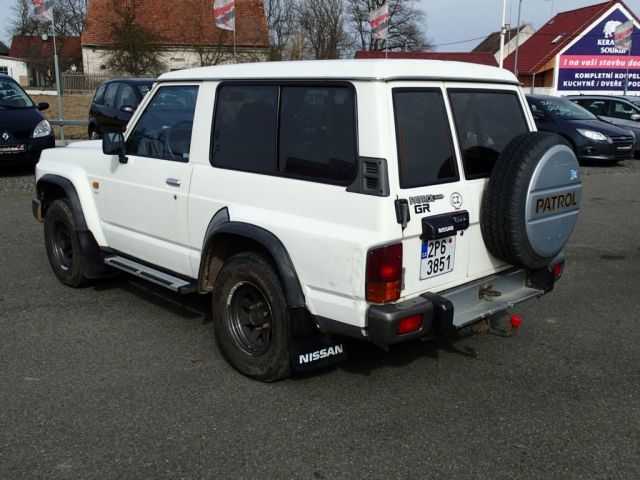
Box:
[214,0,236,32]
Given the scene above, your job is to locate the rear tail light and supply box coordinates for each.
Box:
[366,243,403,303]
[396,314,423,335]
[552,261,565,280]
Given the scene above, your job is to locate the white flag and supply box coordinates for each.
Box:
[214,0,236,32]
[369,1,390,40]
[32,0,54,22]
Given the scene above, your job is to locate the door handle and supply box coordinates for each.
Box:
[166,178,181,187]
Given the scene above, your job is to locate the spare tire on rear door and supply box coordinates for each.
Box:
[481,132,582,270]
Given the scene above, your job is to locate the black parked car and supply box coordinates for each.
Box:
[0,74,55,167]
[568,95,640,157]
[88,78,154,139]
[526,94,635,164]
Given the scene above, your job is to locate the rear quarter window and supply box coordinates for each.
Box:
[449,90,529,179]
[393,89,459,189]
[93,84,107,105]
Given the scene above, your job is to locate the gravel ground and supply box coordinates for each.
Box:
[1,160,639,479]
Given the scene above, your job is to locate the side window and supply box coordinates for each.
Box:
[449,90,528,179]
[279,86,357,185]
[610,101,637,120]
[126,85,199,162]
[393,89,458,188]
[103,83,119,108]
[0,67,8,75]
[580,99,608,117]
[93,84,107,105]
[117,84,138,109]
[212,85,278,173]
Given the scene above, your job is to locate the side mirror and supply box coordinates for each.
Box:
[102,132,128,164]
[631,113,640,122]
[120,105,135,114]
[37,102,49,111]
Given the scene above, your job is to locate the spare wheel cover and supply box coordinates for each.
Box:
[525,143,582,258]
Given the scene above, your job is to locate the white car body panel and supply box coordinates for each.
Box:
[35,59,531,331]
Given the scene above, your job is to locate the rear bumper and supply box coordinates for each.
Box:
[319,267,556,346]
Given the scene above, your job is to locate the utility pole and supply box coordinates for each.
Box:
[499,0,507,68]
[50,10,65,143]
[513,0,523,78]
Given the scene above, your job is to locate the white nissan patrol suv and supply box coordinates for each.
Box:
[33,60,582,381]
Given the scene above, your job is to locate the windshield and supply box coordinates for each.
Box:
[537,97,596,121]
[0,79,36,109]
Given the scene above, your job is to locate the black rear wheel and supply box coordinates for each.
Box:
[212,252,291,381]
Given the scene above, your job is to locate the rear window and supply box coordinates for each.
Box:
[279,86,357,185]
[212,83,358,185]
[393,89,459,189]
[449,90,528,179]
[212,85,279,174]
[94,84,107,105]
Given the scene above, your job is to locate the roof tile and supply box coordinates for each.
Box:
[504,1,617,74]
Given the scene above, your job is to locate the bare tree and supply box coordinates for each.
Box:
[346,0,430,52]
[296,0,350,59]
[106,0,163,76]
[264,0,297,60]
[9,0,87,37]
[9,0,42,36]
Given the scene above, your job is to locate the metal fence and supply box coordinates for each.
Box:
[62,73,111,93]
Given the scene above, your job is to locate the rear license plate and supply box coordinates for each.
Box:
[420,236,456,280]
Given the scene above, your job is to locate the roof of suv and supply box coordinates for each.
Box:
[160,59,519,85]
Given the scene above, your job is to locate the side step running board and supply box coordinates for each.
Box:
[104,256,197,294]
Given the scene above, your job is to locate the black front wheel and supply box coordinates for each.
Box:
[44,199,89,287]
[212,252,291,381]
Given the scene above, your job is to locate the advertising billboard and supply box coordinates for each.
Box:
[557,7,640,92]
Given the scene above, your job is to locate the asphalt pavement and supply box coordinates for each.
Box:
[1,162,639,479]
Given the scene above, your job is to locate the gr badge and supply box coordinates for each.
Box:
[409,194,444,215]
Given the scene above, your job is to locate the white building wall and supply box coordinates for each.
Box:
[82,46,269,75]
[0,57,29,84]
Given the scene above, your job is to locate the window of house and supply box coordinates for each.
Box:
[393,89,459,188]
[449,90,528,179]
[126,85,199,162]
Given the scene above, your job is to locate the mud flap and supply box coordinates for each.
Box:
[290,333,347,375]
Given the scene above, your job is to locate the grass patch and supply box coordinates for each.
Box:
[32,94,92,140]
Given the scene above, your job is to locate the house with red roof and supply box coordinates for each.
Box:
[504,1,640,95]
[8,35,82,87]
[81,0,270,74]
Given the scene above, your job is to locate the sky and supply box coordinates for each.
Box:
[1,0,639,51]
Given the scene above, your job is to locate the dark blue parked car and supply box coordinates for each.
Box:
[0,74,55,168]
[526,94,635,164]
